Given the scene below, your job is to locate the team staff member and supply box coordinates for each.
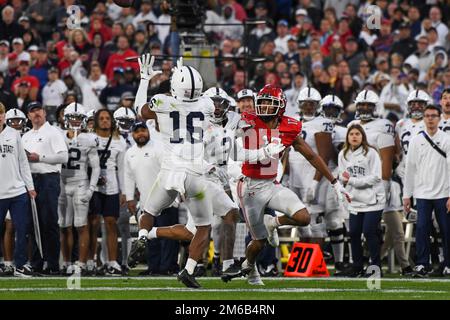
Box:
[404,105,450,277]
[338,124,386,277]
[124,121,180,275]
[0,103,36,277]
[22,101,68,274]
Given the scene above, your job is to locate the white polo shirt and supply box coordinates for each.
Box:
[124,139,164,203]
[42,79,67,107]
[22,121,68,174]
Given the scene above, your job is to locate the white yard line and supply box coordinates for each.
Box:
[1,277,450,283]
[0,287,444,294]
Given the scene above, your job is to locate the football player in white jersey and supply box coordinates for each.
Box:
[202,86,241,276]
[1,108,29,275]
[319,94,349,274]
[86,110,95,133]
[439,88,450,133]
[113,106,136,273]
[388,89,430,276]
[58,103,100,275]
[132,53,215,288]
[288,87,334,246]
[87,109,127,276]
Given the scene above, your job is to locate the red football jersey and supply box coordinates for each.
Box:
[241,112,302,179]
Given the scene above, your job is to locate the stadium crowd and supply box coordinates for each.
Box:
[0,0,449,280]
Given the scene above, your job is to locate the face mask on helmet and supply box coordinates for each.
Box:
[6,118,26,131]
[356,103,377,121]
[322,104,343,122]
[408,100,426,119]
[256,97,283,120]
[211,97,230,124]
[116,117,135,133]
[299,100,319,121]
[65,114,86,131]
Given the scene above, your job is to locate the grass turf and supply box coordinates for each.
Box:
[0,276,449,300]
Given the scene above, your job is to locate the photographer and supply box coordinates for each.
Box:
[87,109,126,276]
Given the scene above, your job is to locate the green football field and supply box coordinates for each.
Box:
[0,275,449,300]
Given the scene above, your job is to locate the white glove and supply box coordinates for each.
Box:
[80,187,95,204]
[138,53,162,81]
[332,180,352,203]
[261,136,285,159]
[305,179,319,203]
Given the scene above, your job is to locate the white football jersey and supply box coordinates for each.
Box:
[396,118,425,156]
[96,135,126,195]
[149,93,215,174]
[348,118,395,151]
[289,116,334,188]
[439,116,450,134]
[61,132,98,184]
[204,111,240,167]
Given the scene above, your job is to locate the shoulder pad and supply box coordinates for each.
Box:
[148,94,168,110]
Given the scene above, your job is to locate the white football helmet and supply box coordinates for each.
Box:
[5,108,27,132]
[171,65,203,101]
[320,94,344,122]
[64,102,87,130]
[203,87,231,124]
[354,90,379,121]
[113,107,136,133]
[406,89,430,119]
[237,89,255,101]
[297,87,322,121]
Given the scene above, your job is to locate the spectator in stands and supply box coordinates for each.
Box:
[0,73,18,111]
[391,22,417,60]
[88,18,112,44]
[124,23,136,45]
[407,35,434,82]
[0,40,9,75]
[132,0,157,29]
[427,27,442,53]
[133,29,148,56]
[26,0,58,43]
[104,35,139,81]
[322,17,353,56]
[248,20,275,56]
[428,6,448,46]
[11,56,39,101]
[0,6,24,42]
[88,33,110,70]
[343,36,365,76]
[100,67,134,111]
[274,20,291,55]
[16,81,32,110]
[42,67,67,123]
[70,29,92,59]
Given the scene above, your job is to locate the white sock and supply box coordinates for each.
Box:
[185,258,197,275]
[148,227,158,239]
[138,229,149,239]
[222,259,234,272]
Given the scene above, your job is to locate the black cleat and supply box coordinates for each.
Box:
[412,265,431,278]
[211,257,221,277]
[128,236,148,268]
[221,264,252,283]
[401,266,414,277]
[177,269,201,288]
[193,265,207,277]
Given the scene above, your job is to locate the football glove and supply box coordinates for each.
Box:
[305,179,319,203]
[332,179,352,203]
[138,53,162,81]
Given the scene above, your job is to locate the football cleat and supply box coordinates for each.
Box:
[177,269,201,288]
[128,236,148,268]
[247,266,264,286]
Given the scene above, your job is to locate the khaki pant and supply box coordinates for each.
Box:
[381,211,410,269]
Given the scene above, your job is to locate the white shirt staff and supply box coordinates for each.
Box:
[22,102,68,173]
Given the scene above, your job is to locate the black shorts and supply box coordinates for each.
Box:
[89,192,120,218]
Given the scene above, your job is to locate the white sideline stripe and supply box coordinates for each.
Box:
[2,277,450,283]
[0,287,444,294]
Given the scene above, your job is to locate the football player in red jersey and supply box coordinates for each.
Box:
[222,84,351,283]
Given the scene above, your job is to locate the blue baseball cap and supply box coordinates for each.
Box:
[27,101,43,113]
[131,121,148,132]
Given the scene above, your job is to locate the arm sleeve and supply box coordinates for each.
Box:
[70,59,86,88]
[87,147,100,190]
[347,149,382,188]
[40,151,68,164]
[231,136,265,162]
[403,138,416,198]
[123,152,136,201]
[134,78,150,116]
[117,144,126,194]
[17,132,34,191]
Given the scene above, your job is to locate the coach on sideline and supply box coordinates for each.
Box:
[22,101,68,274]
[125,121,180,275]
[0,102,36,277]
[404,104,450,277]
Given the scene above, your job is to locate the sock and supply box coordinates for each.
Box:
[138,229,149,239]
[4,261,13,267]
[242,259,254,270]
[185,258,197,275]
[148,227,158,239]
[222,259,234,271]
[329,228,345,263]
